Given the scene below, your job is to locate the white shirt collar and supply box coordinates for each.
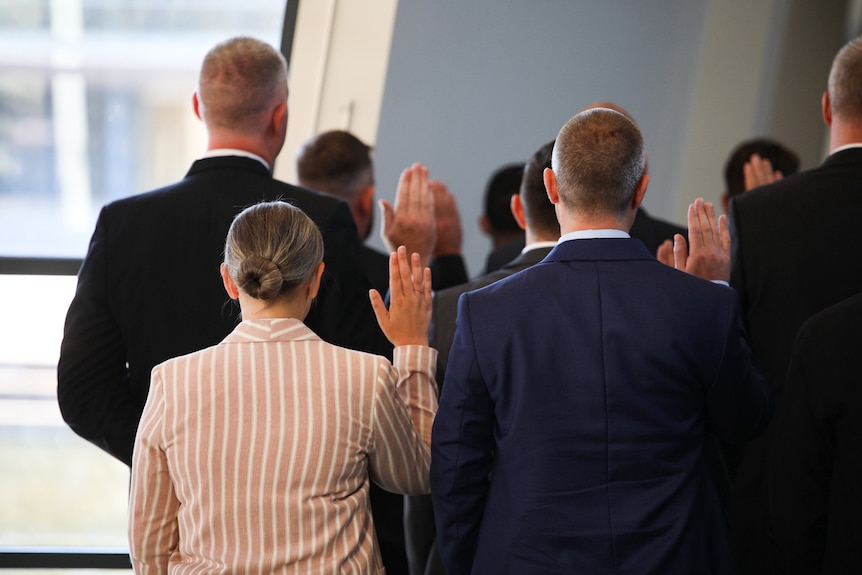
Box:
[202,149,271,172]
[558,229,630,243]
[829,142,862,155]
[522,241,559,254]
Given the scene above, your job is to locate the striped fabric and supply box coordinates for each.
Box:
[129,318,437,575]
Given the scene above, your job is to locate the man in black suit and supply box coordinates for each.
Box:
[406,140,560,575]
[296,130,468,293]
[728,36,862,575]
[768,291,862,574]
[56,35,403,573]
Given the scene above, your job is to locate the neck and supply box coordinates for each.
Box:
[237,292,310,322]
[556,211,632,236]
[207,130,277,169]
[829,118,862,152]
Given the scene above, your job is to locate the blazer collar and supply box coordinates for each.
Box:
[501,246,554,271]
[186,155,273,178]
[223,318,320,344]
[544,237,655,263]
[822,146,862,168]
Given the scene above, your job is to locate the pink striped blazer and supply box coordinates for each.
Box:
[129,318,437,574]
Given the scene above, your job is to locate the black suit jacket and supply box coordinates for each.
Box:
[57,156,389,466]
[769,291,862,574]
[728,147,862,574]
[629,207,686,256]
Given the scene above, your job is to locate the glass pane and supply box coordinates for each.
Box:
[0,0,285,557]
[0,0,285,258]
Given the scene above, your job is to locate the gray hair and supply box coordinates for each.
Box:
[198,36,287,132]
[829,36,862,121]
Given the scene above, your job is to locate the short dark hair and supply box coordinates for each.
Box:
[520,141,559,239]
[296,130,374,200]
[483,164,525,235]
[552,108,645,219]
[723,138,800,198]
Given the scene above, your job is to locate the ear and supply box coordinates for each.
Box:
[722,193,730,214]
[630,173,649,210]
[544,168,561,205]
[510,193,527,230]
[822,91,833,126]
[271,101,288,135]
[221,263,239,300]
[478,214,492,235]
[307,262,325,300]
[193,92,202,121]
[356,185,375,218]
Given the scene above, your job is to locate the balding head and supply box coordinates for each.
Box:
[828,36,862,122]
[197,37,288,135]
[551,108,646,221]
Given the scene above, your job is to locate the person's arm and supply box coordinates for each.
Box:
[367,346,438,495]
[430,293,496,575]
[705,291,773,444]
[768,325,831,575]
[57,207,140,465]
[428,180,468,289]
[128,366,179,575]
[367,246,438,494]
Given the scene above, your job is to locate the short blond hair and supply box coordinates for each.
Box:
[829,36,862,121]
[198,37,287,132]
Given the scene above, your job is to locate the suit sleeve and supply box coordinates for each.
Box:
[768,324,831,575]
[705,291,773,444]
[129,366,179,575]
[57,207,140,465]
[368,346,438,495]
[430,293,496,575]
[306,200,393,359]
[429,255,468,291]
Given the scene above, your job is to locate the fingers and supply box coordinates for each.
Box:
[718,213,731,254]
[743,154,778,191]
[656,239,674,267]
[687,200,703,249]
[672,233,688,271]
[369,288,388,330]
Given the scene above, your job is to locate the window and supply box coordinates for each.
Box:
[0,0,286,566]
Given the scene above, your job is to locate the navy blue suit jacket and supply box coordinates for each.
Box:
[431,238,771,575]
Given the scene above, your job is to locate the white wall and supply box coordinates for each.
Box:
[282,0,850,277]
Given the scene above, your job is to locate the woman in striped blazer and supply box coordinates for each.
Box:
[128,201,438,574]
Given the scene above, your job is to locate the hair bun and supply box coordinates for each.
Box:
[236,255,283,300]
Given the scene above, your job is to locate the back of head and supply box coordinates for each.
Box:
[552,108,645,219]
[829,36,862,121]
[198,36,287,133]
[224,201,323,301]
[484,164,525,235]
[724,138,800,198]
[295,130,374,201]
[521,140,560,239]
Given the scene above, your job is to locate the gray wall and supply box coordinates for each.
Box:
[372,0,849,276]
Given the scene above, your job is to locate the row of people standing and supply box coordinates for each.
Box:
[56,33,862,575]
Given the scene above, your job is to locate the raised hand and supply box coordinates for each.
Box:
[379,163,436,268]
[369,246,432,347]
[660,198,730,282]
[428,179,463,258]
[744,153,784,191]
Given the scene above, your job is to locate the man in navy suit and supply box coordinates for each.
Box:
[430,108,772,574]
